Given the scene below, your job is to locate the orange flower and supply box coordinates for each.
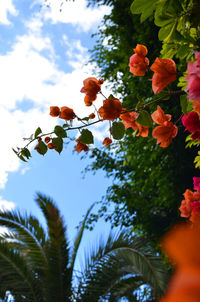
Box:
[44,136,51,144]
[179,199,192,218]
[160,224,200,302]
[89,113,96,119]
[151,105,172,125]
[47,143,56,149]
[50,106,60,117]
[80,77,103,106]
[192,100,200,114]
[151,106,177,147]
[59,106,76,121]
[152,121,178,147]
[75,139,89,153]
[102,137,112,147]
[98,98,122,120]
[129,44,149,76]
[120,111,148,137]
[179,189,200,223]
[150,58,176,94]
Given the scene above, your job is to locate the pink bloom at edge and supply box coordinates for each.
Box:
[194,177,200,191]
[186,51,200,101]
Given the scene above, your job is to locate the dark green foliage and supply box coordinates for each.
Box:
[83,0,197,242]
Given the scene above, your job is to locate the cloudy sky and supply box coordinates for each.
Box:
[0,0,114,264]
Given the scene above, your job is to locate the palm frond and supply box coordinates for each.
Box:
[70,203,95,271]
[76,230,169,301]
[0,210,47,269]
[0,241,42,302]
[35,193,71,302]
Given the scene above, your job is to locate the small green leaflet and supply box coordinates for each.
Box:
[110,122,125,140]
[180,95,188,115]
[52,137,63,154]
[130,0,158,22]
[78,129,94,144]
[34,127,42,138]
[37,141,47,155]
[54,125,67,138]
[136,110,152,127]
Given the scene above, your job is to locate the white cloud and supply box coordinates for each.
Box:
[0,8,113,189]
[42,0,111,32]
[0,0,18,25]
[0,197,15,211]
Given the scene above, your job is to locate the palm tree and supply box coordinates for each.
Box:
[0,193,169,301]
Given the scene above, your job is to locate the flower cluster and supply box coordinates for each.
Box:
[182,111,200,141]
[179,177,200,224]
[129,44,177,95]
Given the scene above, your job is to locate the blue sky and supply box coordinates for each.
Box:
[0,0,115,267]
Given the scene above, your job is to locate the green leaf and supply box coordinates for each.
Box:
[110,122,125,140]
[34,127,42,138]
[36,141,47,155]
[130,0,158,22]
[21,148,31,159]
[82,117,90,122]
[180,95,188,115]
[54,125,67,138]
[136,110,152,127]
[78,129,94,144]
[177,44,190,59]
[108,94,114,99]
[52,137,63,154]
[158,21,177,41]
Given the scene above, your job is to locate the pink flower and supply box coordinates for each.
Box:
[186,52,200,101]
[182,112,200,141]
[194,177,200,191]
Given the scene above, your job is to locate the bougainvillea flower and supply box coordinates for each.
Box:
[192,100,200,114]
[179,189,200,222]
[89,113,96,119]
[44,137,51,144]
[160,220,200,301]
[193,177,200,191]
[151,106,171,125]
[190,201,200,224]
[102,137,112,147]
[84,94,97,106]
[74,139,89,153]
[182,112,200,141]
[129,44,149,76]
[80,77,104,106]
[59,106,76,121]
[186,52,200,101]
[179,199,192,218]
[120,111,148,137]
[152,121,178,147]
[47,143,56,149]
[150,58,176,94]
[98,98,122,120]
[50,106,60,117]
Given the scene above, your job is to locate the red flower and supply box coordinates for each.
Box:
[151,106,177,147]
[150,58,176,94]
[102,137,112,147]
[81,77,103,106]
[75,139,89,153]
[192,100,200,114]
[98,98,122,120]
[50,106,60,117]
[89,113,96,119]
[161,224,200,302]
[179,189,200,222]
[182,112,200,141]
[47,143,56,149]
[59,106,76,121]
[194,177,200,191]
[120,111,148,137]
[186,52,200,101]
[129,44,149,76]
[44,137,51,144]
